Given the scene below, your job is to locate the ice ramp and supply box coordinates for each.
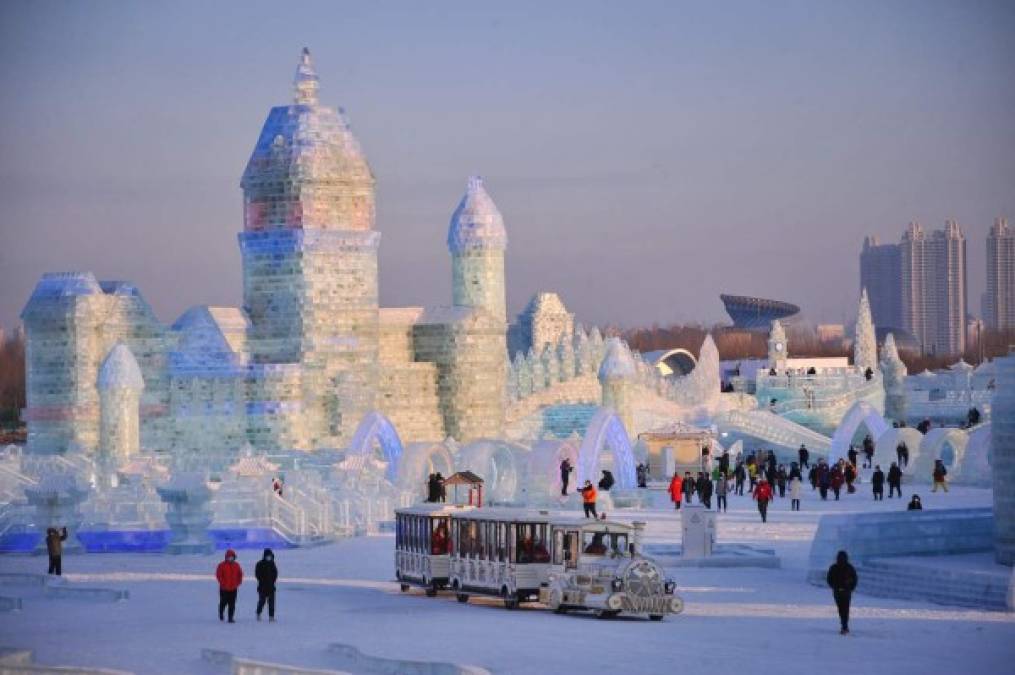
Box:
[716,410,831,455]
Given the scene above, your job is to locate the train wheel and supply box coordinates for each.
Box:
[425,581,438,597]
[399,583,409,593]
[649,614,664,621]
[502,589,518,609]
[456,593,469,603]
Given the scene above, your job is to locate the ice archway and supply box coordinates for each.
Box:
[872,427,924,476]
[396,442,455,497]
[829,401,889,463]
[914,428,969,481]
[347,411,404,481]
[577,408,636,489]
[457,440,526,504]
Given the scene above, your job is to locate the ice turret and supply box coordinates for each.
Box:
[599,338,637,435]
[448,176,507,322]
[97,344,144,467]
[854,288,877,373]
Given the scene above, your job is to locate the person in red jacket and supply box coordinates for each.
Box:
[753,478,773,523]
[216,549,243,623]
[668,472,683,510]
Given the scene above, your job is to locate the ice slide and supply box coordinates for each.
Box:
[716,409,832,455]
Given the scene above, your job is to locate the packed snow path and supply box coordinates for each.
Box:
[1,487,1013,674]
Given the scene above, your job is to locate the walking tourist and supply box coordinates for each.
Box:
[932,459,948,492]
[829,463,844,500]
[668,471,683,510]
[255,548,278,622]
[682,471,695,504]
[817,461,830,500]
[559,458,572,496]
[216,549,243,623]
[871,465,884,501]
[789,475,802,511]
[887,462,903,498]
[826,550,858,635]
[798,444,809,469]
[753,478,773,523]
[734,462,746,496]
[776,465,787,498]
[715,471,728,513]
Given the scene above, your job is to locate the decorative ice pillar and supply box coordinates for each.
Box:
[880,333,908,424]
[24,474,87,554]
[992,354,1015,565]
[97,344,144,468]
[854,288,878,373]
[599,338,637,437]
[156,473,215,554]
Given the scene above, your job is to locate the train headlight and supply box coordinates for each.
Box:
[664,580,676,594]
[669,597,684,614]
[611,578,623,592]
[608,594,623,610]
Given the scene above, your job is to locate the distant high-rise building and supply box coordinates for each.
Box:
[986,217,1014,331]
[860,236,902,331]
[899,221,967,355]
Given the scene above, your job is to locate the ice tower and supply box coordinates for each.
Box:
[599,338,637,436]
[240,48,379,449]
[448,177,508,322]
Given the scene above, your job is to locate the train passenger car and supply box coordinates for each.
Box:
[395,504,472,596]
[539,518,684,620]
[448,508,553,609]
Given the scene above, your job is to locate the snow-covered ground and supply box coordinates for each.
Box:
[2,485,1013,674]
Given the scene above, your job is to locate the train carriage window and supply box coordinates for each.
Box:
[496,522,506,562]
[533,524,549,563]
[515,523,532,563]
[552,529,564,565]
[565,530,579,569]
[395,515,402,550]
[431,517,449,555]
[508,522,516,563]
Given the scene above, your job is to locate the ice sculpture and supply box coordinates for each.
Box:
[576,408,637,489]
[880,333,908,423]
[599,338,637,435]
[156,472,215,554]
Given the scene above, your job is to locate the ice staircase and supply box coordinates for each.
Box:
[717,409,832,454]
[853,556,1013,611]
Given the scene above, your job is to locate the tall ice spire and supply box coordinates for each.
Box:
[294,47,319,105]
[854,288,877,372]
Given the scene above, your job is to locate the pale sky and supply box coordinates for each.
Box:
[1,0,1013,333]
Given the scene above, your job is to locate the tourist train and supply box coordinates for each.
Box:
[394,505,684,620]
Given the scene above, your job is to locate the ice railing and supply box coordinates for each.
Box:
[718,409,832,452]
[507,326,720,408]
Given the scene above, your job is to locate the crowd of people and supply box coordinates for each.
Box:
[656,440,945,524]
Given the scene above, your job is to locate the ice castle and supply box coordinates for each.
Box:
[21,49,512,457]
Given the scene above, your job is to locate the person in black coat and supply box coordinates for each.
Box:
[887,462,903,499]
[826,550,858,635]
[798,444,810,469]
[598,470,615,491]
[871,465,885,501]
[255,548,278,621]
[696,472,711,508]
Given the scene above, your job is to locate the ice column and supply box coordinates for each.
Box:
[97,344,144,467]
[599,338,637,437]
[992,353,1015,565]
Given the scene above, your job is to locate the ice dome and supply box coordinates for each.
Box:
[97,343,145,391]
[447,176,507,252]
